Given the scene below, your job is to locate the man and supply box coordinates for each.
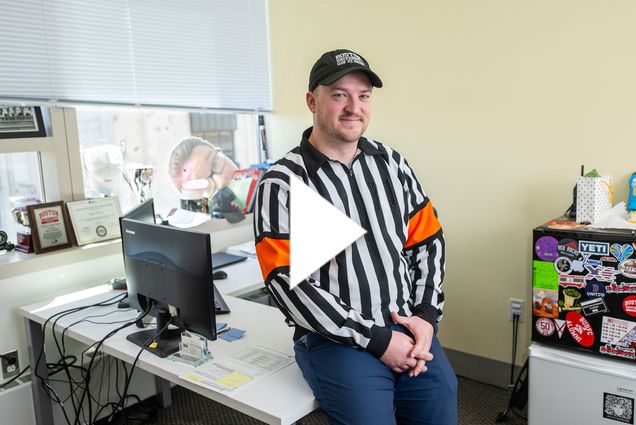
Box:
[254,49,457,425]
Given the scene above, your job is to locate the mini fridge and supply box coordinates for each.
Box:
[529,343,636,425]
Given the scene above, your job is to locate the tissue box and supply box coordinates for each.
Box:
[576,175,613,224]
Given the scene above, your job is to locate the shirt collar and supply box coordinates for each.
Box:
[299,127,388,177]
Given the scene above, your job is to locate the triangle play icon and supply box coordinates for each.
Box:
[289,175,367,289]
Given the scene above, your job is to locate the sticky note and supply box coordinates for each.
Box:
[182,372,204,383]
[216,371,252,389]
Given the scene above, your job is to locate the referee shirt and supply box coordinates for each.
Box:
[254,127,445,358]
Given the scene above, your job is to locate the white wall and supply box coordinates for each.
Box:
[267,0,636,365]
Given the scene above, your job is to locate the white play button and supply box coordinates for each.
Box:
[289,175,367,288]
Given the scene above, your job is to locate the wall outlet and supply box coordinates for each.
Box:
[509,298,524,322]
[1,350,19,381]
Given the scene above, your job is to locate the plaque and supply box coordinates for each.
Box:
[26,201,73,254]
[66,197,122,246]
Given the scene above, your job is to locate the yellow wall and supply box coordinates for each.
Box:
[267,0,636,365]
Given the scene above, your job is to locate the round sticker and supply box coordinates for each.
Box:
[535,317,556,337]
[535,236,559,261]
[619,259,636,279]
[557,238,580,260]
[554,257,572,274]
[623,296,636,317]
[566,311,595,347]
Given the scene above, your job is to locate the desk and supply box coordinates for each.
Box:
[20,259,318,425]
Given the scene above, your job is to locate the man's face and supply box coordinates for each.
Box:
[307,71,372,144]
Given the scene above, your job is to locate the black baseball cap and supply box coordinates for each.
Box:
[211,187,245,223]
[308,49,383,91]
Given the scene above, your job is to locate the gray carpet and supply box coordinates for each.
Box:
[153,376,527,424]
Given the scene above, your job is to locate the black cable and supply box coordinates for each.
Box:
[33,292,132,425]
[49,293,128,424]
[115,313,174,424]
[509,314,519,386]
[73,304,150,425]
[497,318,526,423]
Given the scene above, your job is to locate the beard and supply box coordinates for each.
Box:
[315,115,367,144]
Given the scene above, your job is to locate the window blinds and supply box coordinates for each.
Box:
[0,0,271,111]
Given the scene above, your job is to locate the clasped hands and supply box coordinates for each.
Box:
[379,311,434,377]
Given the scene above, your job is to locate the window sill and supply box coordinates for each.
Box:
[0,214,254,280]
[0,239,123,280]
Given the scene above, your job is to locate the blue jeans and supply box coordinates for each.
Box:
[294,325,457,425]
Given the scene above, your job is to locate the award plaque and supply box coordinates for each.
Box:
[26,201,73,254]
[66,197,122,246]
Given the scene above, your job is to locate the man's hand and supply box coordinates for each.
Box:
[391,311,434,377]
[379,331,419,373]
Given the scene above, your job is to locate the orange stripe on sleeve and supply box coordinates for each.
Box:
[255,237,290,280]
[405,202,441,249]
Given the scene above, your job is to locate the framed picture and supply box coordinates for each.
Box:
[26,201,73,254]
[66,197,122,246]
[0,105,46,139]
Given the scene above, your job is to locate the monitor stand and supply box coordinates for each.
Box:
[126,307,181,358]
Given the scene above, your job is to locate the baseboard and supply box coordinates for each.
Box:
[445,347,523,389]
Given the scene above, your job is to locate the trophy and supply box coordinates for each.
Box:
[122,163,155,203]
[10,196,40,253]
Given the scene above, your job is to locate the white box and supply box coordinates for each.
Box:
[577,175,613,224]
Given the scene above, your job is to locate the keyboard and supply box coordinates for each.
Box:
[212,252,247,269]
[213,285,230,314]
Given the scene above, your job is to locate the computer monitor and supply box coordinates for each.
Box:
[119,217,218,357]
[122,198,156,223]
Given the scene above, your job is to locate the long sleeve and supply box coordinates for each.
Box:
[254,171,392,358]
[400,158,446,327]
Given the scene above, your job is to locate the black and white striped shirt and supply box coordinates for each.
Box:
[254,127,445,358]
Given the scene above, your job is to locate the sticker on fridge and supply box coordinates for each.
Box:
[580,297,609,316]
[623,296,636,317]
[578,240,610,256]
[535,317,555,337]
[532,288,558,319]
[566,311,595,347]
[603,392,634,424]
[611,244,635,263]
[619,259,636,279]
[601,317,636,349]
[584,265,620,283]
[535,236,558,261]
[533,261,558,291]
[557,238,580,260]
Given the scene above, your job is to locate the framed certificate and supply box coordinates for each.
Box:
[66,197,122,246]
[0,105,46,139]
[26,201,73,254]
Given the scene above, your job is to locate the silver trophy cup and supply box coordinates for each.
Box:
[122,163,155,203]
[10,196,39,253]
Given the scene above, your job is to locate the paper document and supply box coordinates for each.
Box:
[167,208,211,228]
[227,240,257,257]
[180,345,294,393]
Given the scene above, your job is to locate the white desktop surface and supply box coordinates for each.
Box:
[214,257,265,297]
[19,259,317,425]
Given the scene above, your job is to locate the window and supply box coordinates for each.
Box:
[0,152,43,241]
[0,0,271,251]
[76,106,260,216]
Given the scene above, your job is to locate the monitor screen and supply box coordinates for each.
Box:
[119,217,217,357]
